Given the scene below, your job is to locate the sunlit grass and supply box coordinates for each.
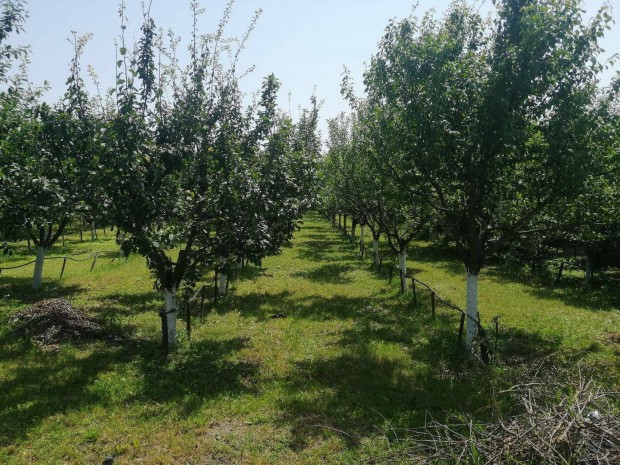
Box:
[1,214,618,464]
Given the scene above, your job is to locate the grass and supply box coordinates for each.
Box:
[1,214,618,464]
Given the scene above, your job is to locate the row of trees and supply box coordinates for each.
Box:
[0,0,320,347]
[320,0,620,354]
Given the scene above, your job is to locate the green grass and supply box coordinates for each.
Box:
[1,214,618,464]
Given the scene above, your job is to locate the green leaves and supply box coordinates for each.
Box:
[351,0,618,274]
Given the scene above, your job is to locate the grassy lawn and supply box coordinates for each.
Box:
[1,214,618,464]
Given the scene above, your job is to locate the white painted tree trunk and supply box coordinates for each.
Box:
[465,272,479,349]
[218,272,227,296]
[164,287,178,346]
[373,240,379,265]
[218,257,228,296]
[399,251,408,292]
[32,246,46,290]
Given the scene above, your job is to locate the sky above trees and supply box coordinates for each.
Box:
[8,0,620,138]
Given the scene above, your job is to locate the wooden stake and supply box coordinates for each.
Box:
[200,285,206,318]
[90,252,98,271]
[458,313,466,345]
[60,257,67,279]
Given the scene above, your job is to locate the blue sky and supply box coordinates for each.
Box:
[10,0,620,139]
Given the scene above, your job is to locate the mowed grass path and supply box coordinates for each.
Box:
[1,214,618,464]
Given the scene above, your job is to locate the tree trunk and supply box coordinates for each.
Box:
[219,272,227,296]
[218,257,228,296]
[164,287,178,346]
[360,225,365,248]
[343,215,348,233]
[399,250,408,292]
[465,272,478,349]
[373,239,379,265]
[583,256,593,290]
[32,246,46,290]
[338,214,342,229]
[91,222,96,241]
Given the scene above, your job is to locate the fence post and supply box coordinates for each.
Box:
[90,252,98,271]
[431,292,436,320]
[458,313,466,346]
[60,257,67,280]
[213,269,219,305]
[412,278,417,306]
[554,262,565,285]
[200,285,206,318]
[186,302,191,340]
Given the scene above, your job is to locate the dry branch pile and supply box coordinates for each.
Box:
[370,374,619,465]
[9,298,121,348]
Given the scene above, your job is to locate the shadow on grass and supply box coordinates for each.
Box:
[235,265,274,282]
[295,239,358,263]
[486,265,620,312]
[95,289,162,318]
[276,318,567,450]
[129,336,258,418]
[275,334,482,450]
[0,331,257,446]
[408,242,463,276]
[493,326,563,365]
[0,275,83,308]
[225,290,373,322]
[292,263,356,285]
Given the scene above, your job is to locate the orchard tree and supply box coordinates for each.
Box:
[1,33,99,289]
[532,79,620,287]
[323,110,377,246]
[252,76,321,258]
[100,3,243,347]
[290,95,321,216]
[365,0,615,351]
[363,103,432,292]
[0,0,30,244]
[101,2,311,348]
[0,0,28,80]
[324,113,356,231]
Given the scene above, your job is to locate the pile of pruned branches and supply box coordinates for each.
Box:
[10,298,122,348]
[370,373,619,464]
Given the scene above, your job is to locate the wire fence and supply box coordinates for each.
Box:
[1,244,232,345]
[0,250,125,279]
[179,275,226,340]
[332,217,492,363]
